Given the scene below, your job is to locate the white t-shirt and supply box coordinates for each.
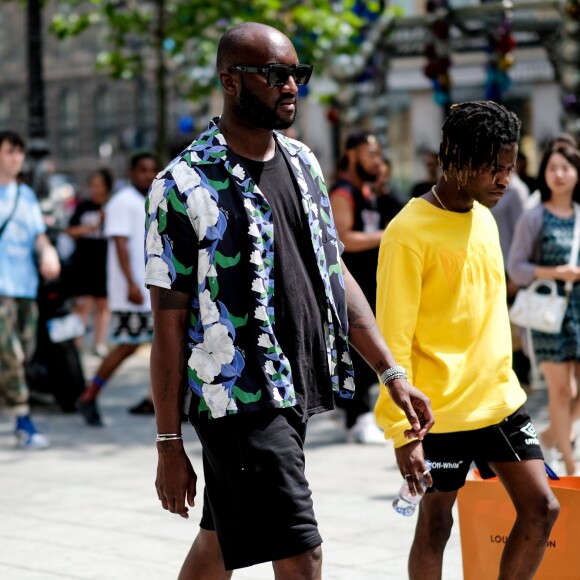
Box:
[104,185,150,312]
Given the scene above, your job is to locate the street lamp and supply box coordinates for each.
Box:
[27,0,50,198]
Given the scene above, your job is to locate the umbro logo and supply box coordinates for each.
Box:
[520,422,537,438]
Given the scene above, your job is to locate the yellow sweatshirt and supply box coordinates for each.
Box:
[375,198,526,448]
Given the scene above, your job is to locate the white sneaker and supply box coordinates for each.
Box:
[347,412,386,445]
[93,343,109,358]
[16,431,50,450]
[14,416,50,450]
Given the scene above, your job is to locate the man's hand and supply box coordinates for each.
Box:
[156,441,197,519]
[394,439,433,496]
[38,244,61,281]
[128,281,144,304]
[387,378,434,440]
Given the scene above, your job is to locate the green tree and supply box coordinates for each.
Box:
[50,0,382,160]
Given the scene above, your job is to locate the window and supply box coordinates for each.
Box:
[95,87,117,158]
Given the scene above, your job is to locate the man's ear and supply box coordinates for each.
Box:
[346,148,357,167]
[219,70,238,95]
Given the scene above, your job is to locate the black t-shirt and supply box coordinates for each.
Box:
[239,145,333,420]
[69,199,107,258]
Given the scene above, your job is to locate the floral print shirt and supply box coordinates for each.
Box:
[145,118,354,421]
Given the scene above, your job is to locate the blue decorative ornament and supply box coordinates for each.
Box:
[298,85,309,98]
[178,116,194,134]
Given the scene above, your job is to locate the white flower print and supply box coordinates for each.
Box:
[146,218,164,255]
[341,351,352,365]
[265,360,276,375]
[248,222,260,238]
[272,387,283,403]
[148,179,167,215]
[251,277,266,294]
[198,249,217,285]
[202,383,231,418]
[216,133,227,145]
[199,289,220,325]
[257,333,273,349]
[232,164,246,181]
[329,358,336,375]
[188,323,235,383]
[244,198,254,211]
[172,160,202,191]
[187,186,219,239]
[254,305,269,322]
[328,332,336,349]
[343,376,355,393]
[145,256,171,287]
[249,249,262,265]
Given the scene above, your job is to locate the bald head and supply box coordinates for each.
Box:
[216,22,296,72]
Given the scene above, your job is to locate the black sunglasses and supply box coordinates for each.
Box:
[228,63,313,87]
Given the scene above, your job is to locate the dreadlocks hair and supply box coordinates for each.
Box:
[438,101,521,187]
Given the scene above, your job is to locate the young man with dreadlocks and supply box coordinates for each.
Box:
[375,101,559,579]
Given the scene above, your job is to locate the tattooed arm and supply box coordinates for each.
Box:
[342,261,434,440]
[150,286,197,519]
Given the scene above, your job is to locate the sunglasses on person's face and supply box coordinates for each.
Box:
[228,64,313,87]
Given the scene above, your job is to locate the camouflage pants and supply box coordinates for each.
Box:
[0,296,38,414]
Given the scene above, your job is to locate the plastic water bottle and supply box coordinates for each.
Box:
[392,460,432,516]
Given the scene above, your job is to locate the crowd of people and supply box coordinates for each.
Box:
[3,18,580,580]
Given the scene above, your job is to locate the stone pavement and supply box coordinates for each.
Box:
[0,347,551,580]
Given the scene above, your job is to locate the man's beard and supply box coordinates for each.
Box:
[356,162,378,183]
[237,78,296,130]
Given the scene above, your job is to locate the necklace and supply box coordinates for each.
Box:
[431,185,449,211]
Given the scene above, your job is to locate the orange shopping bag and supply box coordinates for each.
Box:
[457,474,580,580]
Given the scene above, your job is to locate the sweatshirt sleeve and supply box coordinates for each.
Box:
[375,234,423,447]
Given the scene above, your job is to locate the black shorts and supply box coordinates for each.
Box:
[193,409,322,570]
[422,406,544,493]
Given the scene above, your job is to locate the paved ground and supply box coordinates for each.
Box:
[0,347,552,580]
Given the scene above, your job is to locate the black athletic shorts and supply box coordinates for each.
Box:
[422,406,544,493]
[193,408,322,570]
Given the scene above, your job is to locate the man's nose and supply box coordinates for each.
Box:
[496,170,511,187]
[281,75,299,94]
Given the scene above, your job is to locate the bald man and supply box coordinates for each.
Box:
[145,22,433,579]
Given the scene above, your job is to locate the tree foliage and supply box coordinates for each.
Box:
[50,0,383,100]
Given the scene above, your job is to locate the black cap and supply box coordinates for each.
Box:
[345,131,377,150]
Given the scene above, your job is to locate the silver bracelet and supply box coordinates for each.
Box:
[380,365,407,386]
[156,433,183,442]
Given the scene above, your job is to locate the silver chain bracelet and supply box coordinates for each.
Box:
[380,365,407,386]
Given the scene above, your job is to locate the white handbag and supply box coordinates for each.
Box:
[509,204,580,334]
[508,279,569,334]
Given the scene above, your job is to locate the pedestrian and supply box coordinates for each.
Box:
[0,130,61,448]
[77,153,158,426]
[490,162,532,392]
[376,101,559,579]
[408,150,440,198]
[145,22,433,579]
[66,168,113,357]
[524,132,579,210]
[516,150,537,194]
[329,131,401,443]
[508,144,580,475]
